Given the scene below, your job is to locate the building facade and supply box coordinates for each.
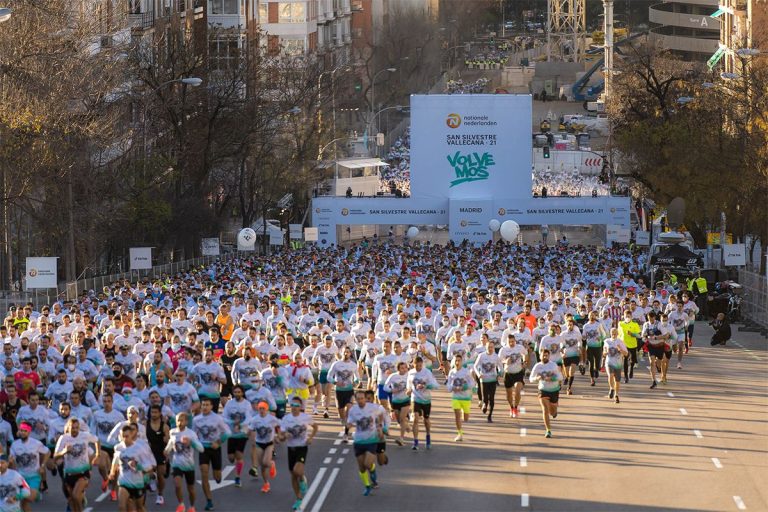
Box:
[648,0,720,59]
[714,0,768,73]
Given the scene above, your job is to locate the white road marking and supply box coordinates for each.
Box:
[520,428,527,437]
[196,465,235,491]
[519,407,526,415]
[694,430,703,439]
[328,448,337,454]
[85,508,93,512]
[336,458,344,464]
[521,494,530,507]
[667,392,675,398]
[733,496,747,510]
[337,431,344,437]
[679,408,688,415]
[342,448,350,455]
[300,467,327,511]
[95,491,110,502]
[712,457,723,469]
[323,457,332,464]
[310,467,340,512]
[520,456,528,467]
[333,439,342,445]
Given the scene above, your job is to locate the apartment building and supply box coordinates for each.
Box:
[712,0,768,72]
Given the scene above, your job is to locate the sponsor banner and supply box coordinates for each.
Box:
[606,225,631,245]
[635,231,651,246]
[410,94,532,199]
[25,257,58,289]
[449,199,494,244]
[289,224,303,240]
[304,227,319,242]
[201,238,220,256]
[129,247,152,270]
[269,231,284,246]
[706,232,733,245]
[494,196,631,226]
[723,244,746,266]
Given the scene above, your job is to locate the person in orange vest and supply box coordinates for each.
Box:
[216,303,236,346]
[514,302,537,333]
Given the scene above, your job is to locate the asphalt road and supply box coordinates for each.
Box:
[42,324,767,512]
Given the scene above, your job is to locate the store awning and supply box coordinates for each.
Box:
[336,158,389,169]
[710,7,725,17]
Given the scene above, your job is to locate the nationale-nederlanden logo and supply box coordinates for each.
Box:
[446,113,462,129]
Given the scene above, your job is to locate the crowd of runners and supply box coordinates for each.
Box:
[0,241,707,512]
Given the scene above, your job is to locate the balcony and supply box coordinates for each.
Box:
[129,11,155,30]
[343,33,351,44]
[648,28,719,54]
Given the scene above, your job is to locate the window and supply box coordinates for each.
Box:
[210,0,238,14]
[278,2,305,23]
[282,37,305,55]
[258,2,267,21]
[209,34,244,70]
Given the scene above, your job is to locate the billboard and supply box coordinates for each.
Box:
[201,238,220,256]
[723,244,746,266]
[449,199,493,244]
[410,94,532,200]
[25,257,58,289]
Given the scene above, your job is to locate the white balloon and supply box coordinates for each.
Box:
[500,220,520,242]
[406,226,420,238]
[237,228,257,247]
[489,219,501,232]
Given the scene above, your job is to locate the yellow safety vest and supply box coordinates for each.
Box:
[669,274,678,285]
[694,277,707,293]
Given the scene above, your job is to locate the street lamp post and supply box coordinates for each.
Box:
[0,7,12,288]
[143,77,203,163]
[369,68,396,155]
[317,66,350,161]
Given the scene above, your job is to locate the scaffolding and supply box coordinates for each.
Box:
[547,0,587,62]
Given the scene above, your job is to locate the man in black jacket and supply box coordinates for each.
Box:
[709,313,731,346]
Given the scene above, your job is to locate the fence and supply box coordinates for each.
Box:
[738,269,768,329]
[0,290,60,312]
[64,254,234,301]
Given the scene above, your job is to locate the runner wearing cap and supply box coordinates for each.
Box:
[244,401,280,493]
[9,422,48,512]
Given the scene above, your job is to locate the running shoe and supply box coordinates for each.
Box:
[323,411,329,419]
[684,346,689,354]
[342,434,350,444]
[156,495,164,506]
[629,367,634,379]
[411,443,418,451]
[291,500,302,511]
[454,433,463,442]
[579,364,585,375]
[395,438,404,446]
[545,430,552,438]
[187,507,196,512]
[40,480,48,493]
[566,388,573,395]
[269,461,276,479]
[590,380,596,387]
[204,500,214,511]
[234,477,241,488]
[248,466,259,478]
[260,482,271,493]
[110,490,117,501]
[662,377,667,384]
[624,377,629,384]
[149,479,158,492]
[299,476,308,495]
[487,416,493,423]
[370,469,378,488]
[363,486,373,496]
[511,407,518,418]
[425,436,431,450]
[677,363,683,369]
[615,396,620,404]
[101,480,108,492]
[176,504,186,512]
[482,403,487,414]
[609,389,614,399]
[649,381,657,389]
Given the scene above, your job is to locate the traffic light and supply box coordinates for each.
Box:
[543,146,550,158]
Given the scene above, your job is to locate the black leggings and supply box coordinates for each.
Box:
[586,347,602,378]
[623,347,638,378]
[480,381,497,416]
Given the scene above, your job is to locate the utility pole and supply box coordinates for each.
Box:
[603,0,614,100]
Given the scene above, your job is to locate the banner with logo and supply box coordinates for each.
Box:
[449,199,493,244]
[723,244,746,266]
[304,227,319,242]
[269,231,284,246]
[129,247,153,270]
[289,224,303,240]
[25,257,58,289]
[635,231,651,246]
[201,238,220,256]
[410,94,532,200]
[606,224,631,245]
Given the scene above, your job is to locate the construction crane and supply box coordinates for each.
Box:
[547,0,587,62]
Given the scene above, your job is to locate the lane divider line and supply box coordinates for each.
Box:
[520,456,528,467]
[712,457,723,469]
[519,407,526,415]
[310,467,340,512]
[694,430,703,439]
[336,458,344,464]
[333,439,342,446]
[667,392,675,398]
[521,494,530,507]
[520,428,527,437]
[95,491,110,503]
[342,448,350,455]
[323,457,332,464]
[300,467,327,511]
[733,496,747,510]
[328,448,337,454]
[680,408,688,415]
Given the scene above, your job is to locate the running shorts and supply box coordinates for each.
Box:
[64,471,90,489]
[287,446,308,472]
[199,446,222,471]
[376,384,392,401]
[227,437,247,455]
[607,366,622,378]
[23,475,41,492]
[504,371,525,388]
[255,441,273,451]
[648,346,665,359]
[537,389,560,404]
[563,356,579,367]
[451,399,471,414]
[171,468,195,486]
[391,400,409,412]
[413,402,431,418]
[353,443,377,457]
[376,442,386,454]
[335,389,354,408]
[319,370,329,385]
[120,485,146,500]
